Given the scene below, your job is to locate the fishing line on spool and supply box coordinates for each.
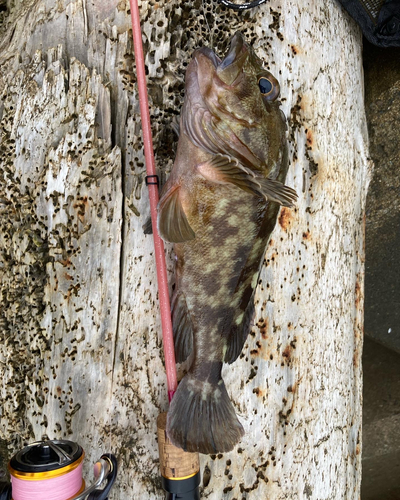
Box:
[11,465,84,500]
[215,0,268,11]
[1,441,117,500]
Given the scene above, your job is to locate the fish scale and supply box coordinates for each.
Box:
[157,32,297,454]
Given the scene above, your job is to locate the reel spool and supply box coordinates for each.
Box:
[0,440,117,500]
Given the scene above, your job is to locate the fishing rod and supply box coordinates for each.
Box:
[129,0,273,496]
[128,0,200,499]
[0,440,117,500]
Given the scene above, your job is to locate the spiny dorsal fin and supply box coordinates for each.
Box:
[198,154,297,207]
[157,184,195,243]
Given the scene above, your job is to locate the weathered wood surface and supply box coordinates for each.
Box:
[0,0,369,498]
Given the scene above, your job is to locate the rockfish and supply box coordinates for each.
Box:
[157,32,297,454]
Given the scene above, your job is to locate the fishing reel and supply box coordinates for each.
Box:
[0,440,117,500]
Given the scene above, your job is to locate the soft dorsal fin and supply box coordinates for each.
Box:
[157,184,195,243]
[225,294,256,364]
[198,154,297,207]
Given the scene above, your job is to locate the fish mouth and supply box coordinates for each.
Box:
[196,32,249,85]
[218,32,248,72]
[196,46,222,68]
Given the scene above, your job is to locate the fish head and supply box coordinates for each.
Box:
[192,32,281,120]
[184,32,287,174]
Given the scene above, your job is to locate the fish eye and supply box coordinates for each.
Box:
[258,77,273,96]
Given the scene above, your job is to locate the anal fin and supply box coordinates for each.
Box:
[171,290,193,363]
[198,154,297,207]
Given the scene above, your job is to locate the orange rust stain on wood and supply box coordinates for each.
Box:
[73,196,88,209]
[306,129,314,147]
[282,338,297,361]
[257,317,268,339]
[291,44,299,55]
[278,207,292,231]
[355,275,362,308]
[64,273,73,280]
[60,258,72,267]
[302,231,311,240]
[74,196,89,222]
[353,349,359,368]
[253,387,266,398]
[282,345,292,360]
[287,376,302,394]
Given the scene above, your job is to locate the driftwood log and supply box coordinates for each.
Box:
[0,0,369,498]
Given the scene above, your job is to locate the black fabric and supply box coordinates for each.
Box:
[0,482,11,500]
[337,0,400,47]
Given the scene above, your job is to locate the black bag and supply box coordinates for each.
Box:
[337,0,400,47]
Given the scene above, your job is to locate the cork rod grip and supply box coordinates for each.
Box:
[157,413,200,479]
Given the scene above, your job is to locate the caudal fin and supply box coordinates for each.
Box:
[166,373,244,454]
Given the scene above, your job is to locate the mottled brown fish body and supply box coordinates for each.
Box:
[157,32,296,454]
[178,180,259,365]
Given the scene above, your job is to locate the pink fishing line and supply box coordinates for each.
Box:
[11,462,83,500]
[129,0,178,401]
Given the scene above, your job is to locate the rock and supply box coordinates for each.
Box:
[364,41,400,354]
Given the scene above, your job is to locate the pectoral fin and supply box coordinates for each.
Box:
[157,184,195,243]
[198,155,297,207]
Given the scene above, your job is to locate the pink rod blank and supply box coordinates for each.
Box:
[129,0,177,400]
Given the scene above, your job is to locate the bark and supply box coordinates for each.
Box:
[0,0,369,498]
